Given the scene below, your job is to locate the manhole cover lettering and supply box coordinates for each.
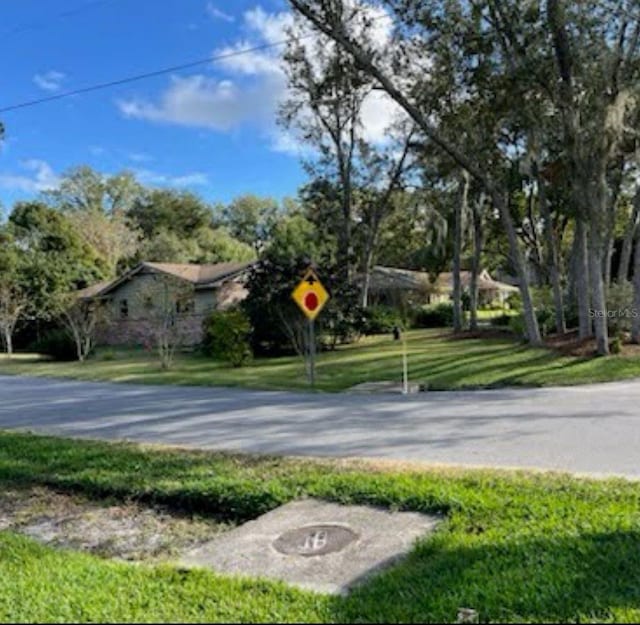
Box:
[273,524,358,556]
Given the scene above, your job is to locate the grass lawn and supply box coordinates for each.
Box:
[0,431,639,623]
[2,329,640,392]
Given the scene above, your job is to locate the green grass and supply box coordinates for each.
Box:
[2,329,640,392]
[1,431,640,623]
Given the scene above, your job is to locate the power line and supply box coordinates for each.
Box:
[0,11,391,115]
[0,39,293,114]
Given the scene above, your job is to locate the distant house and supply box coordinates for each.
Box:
[367,266,519,307]
[78,261,255,346]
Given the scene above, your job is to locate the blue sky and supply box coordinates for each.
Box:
[0,0,312,212]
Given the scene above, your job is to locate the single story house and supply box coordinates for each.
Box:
[367,266,519,306]
[78,261,255,346]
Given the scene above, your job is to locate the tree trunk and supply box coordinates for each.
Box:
[452,173,468,333]
[632,233,640,343]
[537,175,566,334]
[361,235,376,308]
[603,236,614,289]
[469,193,484,332]
[494,192,542,345]
[574,218,592,338]
[618,191,640,283]
[3,330,12,358]
[589,221,609,355]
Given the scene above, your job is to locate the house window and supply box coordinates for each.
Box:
[176,298,195,315]
[120,299,129,319]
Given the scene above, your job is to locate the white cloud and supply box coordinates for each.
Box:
[0,159,60,193]
[127,151,153,163]
[33,70,66,92]
[117,3,401,151]
[206,2,234,23]
[118,73,282,131]
[133,168,209,188]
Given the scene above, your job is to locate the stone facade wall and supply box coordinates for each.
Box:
[98,313,207,348]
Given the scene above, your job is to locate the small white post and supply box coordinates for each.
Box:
[402,337,409,395]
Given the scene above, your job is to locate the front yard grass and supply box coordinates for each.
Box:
[2,329,640,392]
[1,431,639,623]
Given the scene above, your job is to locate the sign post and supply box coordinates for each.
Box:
[292,268,330,387]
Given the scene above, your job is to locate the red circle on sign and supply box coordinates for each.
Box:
[304,292,319,312]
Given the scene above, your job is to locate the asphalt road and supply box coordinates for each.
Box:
[0,374,639,478]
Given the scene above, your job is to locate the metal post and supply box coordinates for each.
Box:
[309,318,316,388]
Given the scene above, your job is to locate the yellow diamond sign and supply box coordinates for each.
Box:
[292,268,330,320]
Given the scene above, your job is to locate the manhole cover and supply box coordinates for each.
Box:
[273,524,358,557]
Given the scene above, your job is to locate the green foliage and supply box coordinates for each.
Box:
[509,313,527,339]
[219,194,279,252]
[31,329,78,361]
[412,303,454,328]
[1,432,640,623]
[202,309,253,367]
[490,313,513,328]
[606,281,634,334]
[360,306,403,335]
[8,201,106,319]
[610,334,623,355]
[127,189,212,240]
[242,258,309,355]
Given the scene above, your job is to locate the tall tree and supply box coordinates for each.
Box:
[220,195,279,254]
[288,0,543,345]
[8,201,104,320]
[48,166,143,274]
[281,12,378,283]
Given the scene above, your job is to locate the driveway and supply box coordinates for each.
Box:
[0,375,638,478]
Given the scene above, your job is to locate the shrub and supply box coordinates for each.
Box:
[360,306,403,335]
[509,313,527,340]
[607,281,633,334]
[536,306,556,337]
[490,313,512,328]
[610,333,623,355]
[31,329,78,361]
[412,303,454,328]
[202,309,253,367]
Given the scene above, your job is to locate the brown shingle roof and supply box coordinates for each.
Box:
[78,261,255,299]
[76,280,113,300]
[369,266,518,293]
[143,261,255,285]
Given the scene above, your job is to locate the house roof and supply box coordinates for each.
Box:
[79,260,255,299]
[368,266,519,293]
[76,280,113,300]
[142,261,255,286]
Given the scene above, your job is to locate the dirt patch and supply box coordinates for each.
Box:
[544,331,597,357]
[443,329,516,341]
[0,487,228,561]
[544,331,640,358]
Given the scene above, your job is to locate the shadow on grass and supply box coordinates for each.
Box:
[332,530,640,623]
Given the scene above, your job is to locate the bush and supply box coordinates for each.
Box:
[490,313,512,328]
[610,333,623,355]
[509,313,527,339]
[509,307,558,339]
[360,306,403,335]
[31,329,77,361]
[202,309,253,367]
[607,281,633,334]
[412,303,454,328]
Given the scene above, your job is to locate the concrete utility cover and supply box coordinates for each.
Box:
[179,499,440,595]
